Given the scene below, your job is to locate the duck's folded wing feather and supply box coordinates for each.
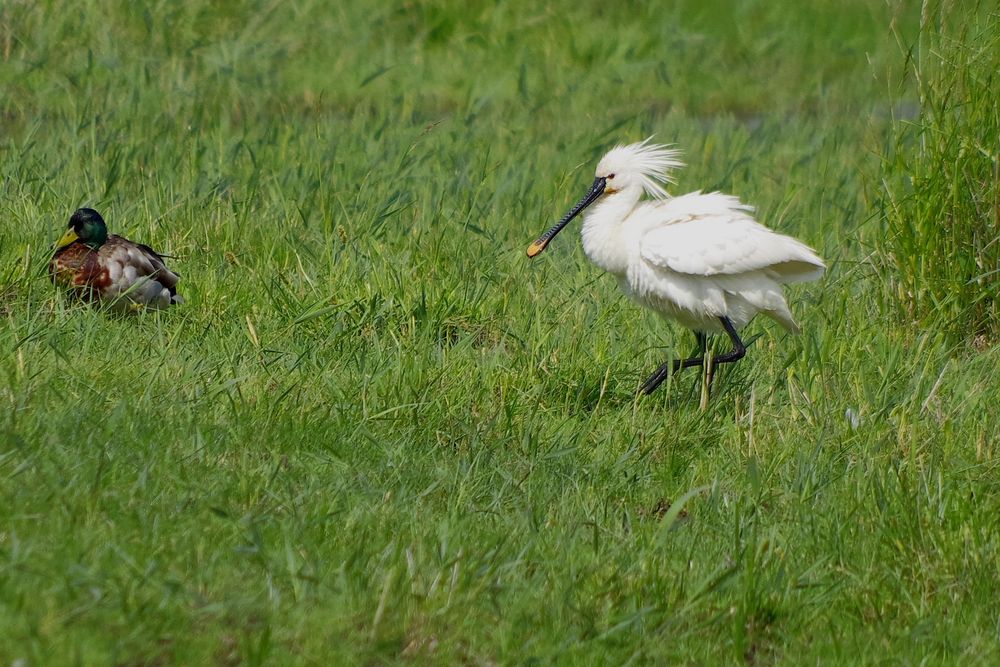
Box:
[104,235,181,296]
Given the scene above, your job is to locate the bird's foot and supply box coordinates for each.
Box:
[639,368,668,395]
[641,354,715,394]
[640,359,684,395]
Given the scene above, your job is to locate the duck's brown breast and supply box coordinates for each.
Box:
[50,244,113,301]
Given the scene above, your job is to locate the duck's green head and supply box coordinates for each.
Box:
[58,208,108,250]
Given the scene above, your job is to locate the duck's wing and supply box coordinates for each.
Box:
[639,192,825,283]
[100,235,182,307]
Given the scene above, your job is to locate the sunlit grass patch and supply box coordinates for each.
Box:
[2,0,1000,664]
[875,2,1000,343]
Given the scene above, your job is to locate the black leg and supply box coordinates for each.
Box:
[638,354,701,395]
[640,317,746,395]
[714,316,746,364]
[639,331,706,395]
[704,317,746,390]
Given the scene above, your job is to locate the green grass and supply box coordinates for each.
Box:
[875,2,1000,342]
[2,0,999,664]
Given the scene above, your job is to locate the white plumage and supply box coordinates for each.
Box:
[527,139,825,393]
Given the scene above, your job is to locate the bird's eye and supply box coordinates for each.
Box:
[607,173,615,179]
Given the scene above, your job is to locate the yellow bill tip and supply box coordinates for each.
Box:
[526,240,547,258]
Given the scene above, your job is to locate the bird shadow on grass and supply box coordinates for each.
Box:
[558,332,763,415]
[559,370,721,414]
[559,372,635,414]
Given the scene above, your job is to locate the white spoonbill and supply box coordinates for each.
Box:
[527,140,825,394]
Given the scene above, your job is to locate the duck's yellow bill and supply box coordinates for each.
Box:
[56,229,79,249]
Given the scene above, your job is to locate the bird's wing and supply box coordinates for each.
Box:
[639,193,825,283]
[104,235,181,295]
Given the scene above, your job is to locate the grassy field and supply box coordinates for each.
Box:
[2,0,999,664]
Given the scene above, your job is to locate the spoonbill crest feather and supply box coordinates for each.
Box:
[595,138,684,200]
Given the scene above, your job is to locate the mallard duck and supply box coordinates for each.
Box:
[49,208,183,311]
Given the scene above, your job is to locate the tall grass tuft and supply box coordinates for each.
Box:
[875,2,1000,343]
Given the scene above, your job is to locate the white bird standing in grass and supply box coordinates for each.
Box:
[527,140,825,394]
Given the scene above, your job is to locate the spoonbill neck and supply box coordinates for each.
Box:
[580,186,642,275]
